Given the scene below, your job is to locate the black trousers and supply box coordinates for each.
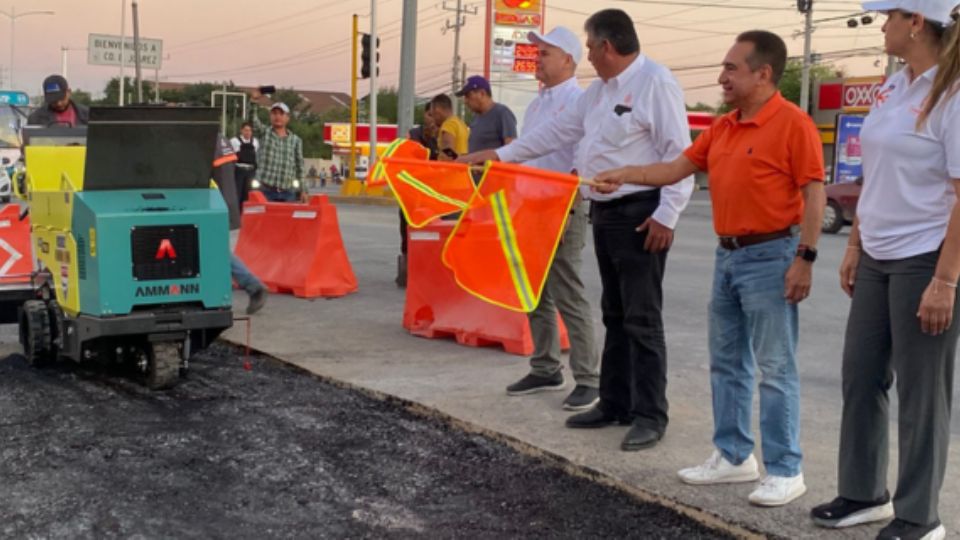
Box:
[591,191,669,433]
[235,166,255,205]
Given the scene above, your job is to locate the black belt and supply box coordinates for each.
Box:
[718,228,794,250]
[592,189,661,208]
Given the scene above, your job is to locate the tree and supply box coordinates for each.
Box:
[779,59,842,110]
[71,89,93,106]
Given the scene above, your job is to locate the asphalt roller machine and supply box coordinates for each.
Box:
[17,107,233,389]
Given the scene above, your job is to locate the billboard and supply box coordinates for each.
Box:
[834,113,865,184]
[484,0,545,131]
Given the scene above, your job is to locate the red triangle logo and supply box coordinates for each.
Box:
[155,239,177,260]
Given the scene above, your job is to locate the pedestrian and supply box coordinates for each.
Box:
[594,30,826,507]
[809,1,960,538]
[408,101,440,159]
[253,103,305,202]
[494,27,600,412]
[429,94,469,161]
[396,102,441,287]
[27,74,89,127]
[212,136,268,315]
[456,75,517,153]
[230,121,258,205]
[461,9,694,451]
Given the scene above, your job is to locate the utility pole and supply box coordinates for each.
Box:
[0,6,55,91]
[397,0,418,140]
[370,0,378,174]
[120,0,126,105]
[350,14,359,180]
[885,54,899,77]
[443,0,477,117]
[799,0,814,113]
[61,46,68,79]
[132,0,143,103]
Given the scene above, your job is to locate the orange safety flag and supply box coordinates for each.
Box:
[442,161,580,313]
[383,157,477,227]
[368,138,430,187]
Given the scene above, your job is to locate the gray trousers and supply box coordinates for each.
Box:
[528,201,600,387]
[839,250,959,526]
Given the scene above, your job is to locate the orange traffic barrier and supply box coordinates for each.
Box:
[235,193,358,298]
[403,219,569,356]
[0,204,33,285]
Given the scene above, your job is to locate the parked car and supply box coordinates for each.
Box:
[822,177,862,234]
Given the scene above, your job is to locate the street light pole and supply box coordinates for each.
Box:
[0,6,56,91]
[799,0,814,113]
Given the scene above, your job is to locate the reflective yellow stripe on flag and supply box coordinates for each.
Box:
[396,170,469,209]
[490,190,536,312]
[371,139,404,184]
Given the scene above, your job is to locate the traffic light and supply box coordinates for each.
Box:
[360,33,380,79]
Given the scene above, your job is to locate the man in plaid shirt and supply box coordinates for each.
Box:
[254,102,305,202]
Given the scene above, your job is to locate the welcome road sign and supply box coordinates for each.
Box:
[87,33,163,69]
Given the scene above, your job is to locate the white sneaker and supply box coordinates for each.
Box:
[677,450,760,485]
[748,473,807,507]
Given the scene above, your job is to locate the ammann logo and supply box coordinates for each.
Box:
[135,283,200,298]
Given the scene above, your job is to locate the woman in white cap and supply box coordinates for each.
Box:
[811,1,960,538]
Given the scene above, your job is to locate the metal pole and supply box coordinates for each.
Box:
[460,61,467,118]
[61,47,68,79]
[800,2,813,113]
[397,0,418,139]
[120,0,126,106]
[452,0,462,117]
[154,67,159,102]
[221,85,227,135]
[132,0,143,103]
[369,0,378,176]
[9,7,14,90]
[350,14,359,180]
[885,54,898,77]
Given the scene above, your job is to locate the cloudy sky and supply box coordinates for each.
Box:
[3,0,883,106]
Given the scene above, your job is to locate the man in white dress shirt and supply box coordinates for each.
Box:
[501,27,600,412]
[462,9,693,451]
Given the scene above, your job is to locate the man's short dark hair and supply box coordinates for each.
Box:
[584,9,640,56]
[736,30,788,85]
[241,121,253,129]
[430,93,453,111]
[423,101,432,112]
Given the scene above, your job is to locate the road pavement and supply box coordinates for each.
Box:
[218,191,960,538]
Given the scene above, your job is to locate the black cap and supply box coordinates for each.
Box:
[42,74,69,105]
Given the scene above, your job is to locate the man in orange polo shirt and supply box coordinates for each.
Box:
[595,30,825,507]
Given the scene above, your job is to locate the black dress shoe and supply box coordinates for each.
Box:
[565,405,630,429]
[621,423,663,451]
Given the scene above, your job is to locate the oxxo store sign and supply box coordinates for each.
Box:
[813,76,885,182]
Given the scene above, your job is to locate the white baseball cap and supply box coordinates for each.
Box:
[527,26,583,64]
[862,0,960,25]
[270,102,290,114]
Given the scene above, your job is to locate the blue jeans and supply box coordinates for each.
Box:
[709,235,801,477]
[261,188,296,202]
[231,254,264,294]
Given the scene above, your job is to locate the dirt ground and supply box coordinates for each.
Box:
[0,342,737,539]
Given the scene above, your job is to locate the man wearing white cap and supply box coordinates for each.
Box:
[254,102,305,202]
[501,27,601,412]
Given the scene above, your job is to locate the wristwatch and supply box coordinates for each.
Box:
[796,244,818,263]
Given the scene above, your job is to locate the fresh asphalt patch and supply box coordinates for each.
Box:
[1,342,737,539]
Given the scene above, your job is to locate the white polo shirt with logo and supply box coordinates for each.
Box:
[858,66,960,260]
